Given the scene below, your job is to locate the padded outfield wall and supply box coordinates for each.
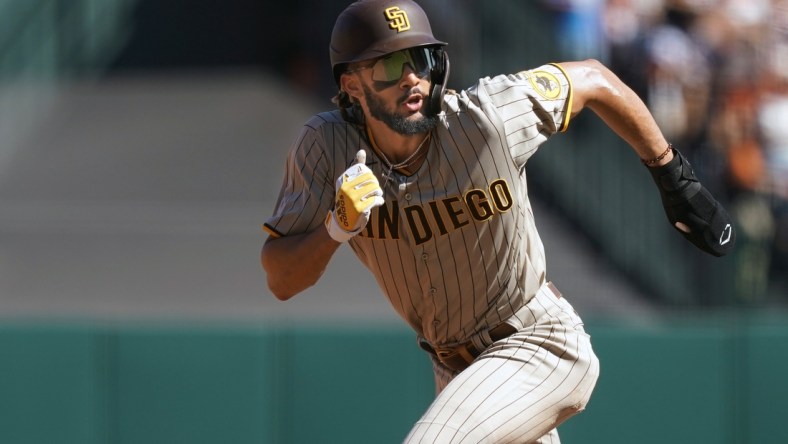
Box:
[2,317,787,444]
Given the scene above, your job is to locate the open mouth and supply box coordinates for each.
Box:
[403,94,424,113]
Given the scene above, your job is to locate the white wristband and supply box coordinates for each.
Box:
[325,211,363,243]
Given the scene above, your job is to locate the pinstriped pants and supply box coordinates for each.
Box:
[404,283,600,444]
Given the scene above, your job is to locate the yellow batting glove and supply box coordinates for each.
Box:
[325,150,384,242]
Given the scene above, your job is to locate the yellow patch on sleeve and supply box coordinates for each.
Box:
[528,70,562,100]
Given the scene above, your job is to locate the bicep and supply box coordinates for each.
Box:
[555,59,668,157]
[559,59,619,117]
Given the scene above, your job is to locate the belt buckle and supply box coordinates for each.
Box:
[435,347,450,358]
[435,347,460,360]
[434,346,460,364]
[434,343,477,372]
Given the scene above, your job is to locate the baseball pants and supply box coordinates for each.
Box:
[404,282,600,443]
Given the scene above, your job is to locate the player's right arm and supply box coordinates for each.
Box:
[262,149,383,301]
[261,228,341,301]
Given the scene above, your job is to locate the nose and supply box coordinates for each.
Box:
[399,64,423,88]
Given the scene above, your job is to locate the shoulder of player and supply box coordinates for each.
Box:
[298,110,363,143]
[295,110,366,166]
[303,110,346,131]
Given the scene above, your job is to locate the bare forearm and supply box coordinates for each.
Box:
[260,226,341,300]
[563,59,672,166]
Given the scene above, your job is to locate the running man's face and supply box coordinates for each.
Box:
[345,48,440,135]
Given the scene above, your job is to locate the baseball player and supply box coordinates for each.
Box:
[261,1,735,442]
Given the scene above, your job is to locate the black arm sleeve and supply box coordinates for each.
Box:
[647,148,735,257]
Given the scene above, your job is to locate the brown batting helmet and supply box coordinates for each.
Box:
[330,0,447,85]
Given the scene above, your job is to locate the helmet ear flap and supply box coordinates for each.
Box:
[426,48,449,117]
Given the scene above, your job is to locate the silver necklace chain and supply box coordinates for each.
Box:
[379,132,431,184]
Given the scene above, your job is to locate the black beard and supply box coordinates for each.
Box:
[362,83,439,135]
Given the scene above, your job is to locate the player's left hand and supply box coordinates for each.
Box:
[325,150,384,243]
[646,147,735,257]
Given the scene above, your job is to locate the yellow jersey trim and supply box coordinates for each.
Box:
[549,62,573,132]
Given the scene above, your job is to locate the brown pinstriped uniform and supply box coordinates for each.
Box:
[264,64,599,443]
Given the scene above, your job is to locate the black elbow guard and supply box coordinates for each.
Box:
[647,148,735,257]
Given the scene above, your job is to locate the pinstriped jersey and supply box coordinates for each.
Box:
[264,63,573,346]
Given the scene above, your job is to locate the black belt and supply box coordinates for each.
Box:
[419,322,517,373]
[419,281,562,372]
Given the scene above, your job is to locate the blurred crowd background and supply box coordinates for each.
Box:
[543,0,788,304]
[503,0,788,306]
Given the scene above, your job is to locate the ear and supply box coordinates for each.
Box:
[340,73,364,102]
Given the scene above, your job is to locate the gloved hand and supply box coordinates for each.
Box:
[325,150,385,242]
[646,147,735,257]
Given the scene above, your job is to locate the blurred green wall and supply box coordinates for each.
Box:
[0,0,136,81]
[2,318,787,444]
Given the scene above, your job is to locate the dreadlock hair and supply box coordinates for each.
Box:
[332,90,365,126]
[331,63,366,126]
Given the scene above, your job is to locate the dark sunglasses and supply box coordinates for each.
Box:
[348,47,437,84]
